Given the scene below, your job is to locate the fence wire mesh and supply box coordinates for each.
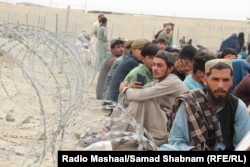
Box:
[0,21,157,167]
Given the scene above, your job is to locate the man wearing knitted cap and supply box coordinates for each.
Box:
[108,39,148,103]
[103,50,186,149]
[79,50,187,150]
[160,59,250,151]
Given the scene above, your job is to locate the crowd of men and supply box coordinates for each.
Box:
[78,13,250,151]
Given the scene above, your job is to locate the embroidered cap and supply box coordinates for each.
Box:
[205,59,232,73]
[165,25,172,30]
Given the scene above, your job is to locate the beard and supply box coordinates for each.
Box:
[206,85,229,107]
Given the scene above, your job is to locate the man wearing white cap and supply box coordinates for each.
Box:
[159,59,250,151]
[154,21,174,41]
[157,24,173,47]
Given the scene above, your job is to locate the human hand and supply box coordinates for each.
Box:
[129,81,144,89]
[119,81,143,93]
[119,81,129,93]
[175,59,192,76]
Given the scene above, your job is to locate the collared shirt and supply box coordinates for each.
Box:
[159,99,250,151]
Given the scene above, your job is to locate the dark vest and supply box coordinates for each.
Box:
[218,94,238,151]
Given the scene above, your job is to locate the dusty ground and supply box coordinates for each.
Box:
[0,30,109,166]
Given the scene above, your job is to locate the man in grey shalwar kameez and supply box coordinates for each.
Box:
[79,51,187,150]
[109,50,187,148]
[96,16,108,70]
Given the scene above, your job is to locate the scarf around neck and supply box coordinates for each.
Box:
[173,89,222,151]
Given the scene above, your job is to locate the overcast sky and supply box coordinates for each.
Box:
[2,0,250,21]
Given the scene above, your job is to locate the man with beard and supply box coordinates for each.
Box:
[78,51,187,150]
[159,59,250,151]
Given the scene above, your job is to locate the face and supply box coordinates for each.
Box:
[176,59,193,68]
[170,51,179,57]
[196,70,206,83]
[224,53,237,60]
[152,57,173,82]
[157,42,167,50]
[165,28,171,33]
[143,56,154,70]
[174,58,193,74]
[132,48,144,62]
[98,15,103,22]
[203,68,233,106]
[111,44,124,56]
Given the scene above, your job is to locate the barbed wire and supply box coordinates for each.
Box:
[0,21,157,167]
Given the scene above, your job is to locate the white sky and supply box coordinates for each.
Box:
[2,0,250,21]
